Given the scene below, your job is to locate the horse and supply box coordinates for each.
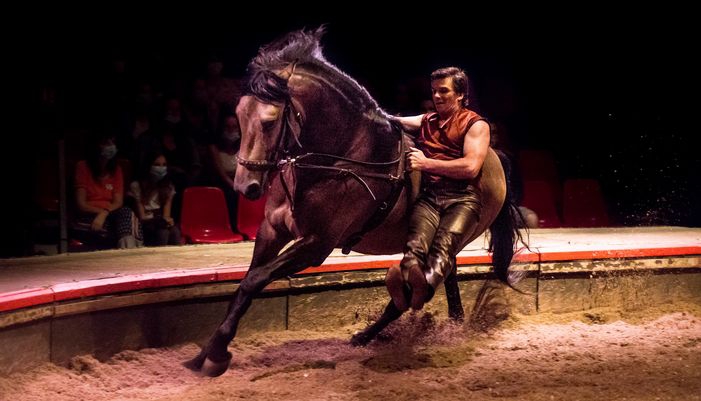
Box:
[184,27,523,377]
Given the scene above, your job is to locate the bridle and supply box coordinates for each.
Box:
[236,65,405,207]
[236,101,301,171]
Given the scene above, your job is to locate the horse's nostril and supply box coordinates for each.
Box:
[244,183,262,200]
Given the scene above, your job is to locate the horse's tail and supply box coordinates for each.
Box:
[489,149,528,286]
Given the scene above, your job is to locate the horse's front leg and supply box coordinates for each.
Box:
[187,231,334,377]
[183,221,292,374]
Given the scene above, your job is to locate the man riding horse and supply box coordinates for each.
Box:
[185,27,523,377]
[386,66,492,313]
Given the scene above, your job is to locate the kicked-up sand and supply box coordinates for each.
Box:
[1,302,700,401]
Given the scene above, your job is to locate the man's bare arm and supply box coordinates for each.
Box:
[394,114,424,135]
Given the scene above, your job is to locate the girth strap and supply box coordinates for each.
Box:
[340,131,407,254]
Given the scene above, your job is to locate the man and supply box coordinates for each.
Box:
[386,67,490,311]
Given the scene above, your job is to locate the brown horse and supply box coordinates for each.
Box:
[185,27,523,377]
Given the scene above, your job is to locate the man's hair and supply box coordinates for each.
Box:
[431,67,469,107]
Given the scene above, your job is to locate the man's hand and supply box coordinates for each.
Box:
[164,216,175,227]
[406,147,429,171]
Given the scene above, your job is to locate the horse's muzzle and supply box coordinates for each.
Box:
[243,182,263,200]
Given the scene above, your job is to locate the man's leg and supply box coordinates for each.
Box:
[386,197,439,311]
[416,199,481,310]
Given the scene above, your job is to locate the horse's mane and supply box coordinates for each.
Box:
[247,27,385,115]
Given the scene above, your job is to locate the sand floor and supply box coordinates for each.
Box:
[2,303,700,401]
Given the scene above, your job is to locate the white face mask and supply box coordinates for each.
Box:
[100,144,117,160]
[223,129,240,142]
[150,165,167,181]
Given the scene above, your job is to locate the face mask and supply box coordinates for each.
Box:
[100,144,117,160]
[150,165,167,181]
[223,129,240,142]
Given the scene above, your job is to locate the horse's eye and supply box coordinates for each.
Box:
[261,120,277,131]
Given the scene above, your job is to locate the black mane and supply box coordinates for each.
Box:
[246,27,382,114]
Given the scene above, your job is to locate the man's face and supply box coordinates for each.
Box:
[431,77,463,117]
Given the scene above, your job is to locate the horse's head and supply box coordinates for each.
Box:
[235,91,301,199]
[234,26,390,200]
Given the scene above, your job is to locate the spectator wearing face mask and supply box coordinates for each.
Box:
[210,114,240,184]
[202,112,241,232]
[127,152,181,246]
[135,96,202,223]
[72,132,142,249]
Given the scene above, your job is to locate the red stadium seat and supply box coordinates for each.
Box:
[521,180,562,228]
[518,149,561,208]
[181,187,244,244]
[237,194,267,240]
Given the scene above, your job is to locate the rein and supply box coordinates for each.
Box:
[237,97,404,209]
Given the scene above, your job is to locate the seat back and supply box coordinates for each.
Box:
[237,194,267,240]
[34,159,60,212]
[181,186,243,243]
[518,149,561,208]
[521,180,562,228]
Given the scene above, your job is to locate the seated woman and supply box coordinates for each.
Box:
[73,132,142,249]
[202,113,240,230]
[127,152,181,246]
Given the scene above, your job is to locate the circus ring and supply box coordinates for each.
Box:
[1,227,700,400]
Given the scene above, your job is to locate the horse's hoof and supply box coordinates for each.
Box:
[350,331,372,347]
[385,266,409,311]
[182,353,206,372]
[448,309,465,322]
[407,264,428,310]
[201,353,232,377]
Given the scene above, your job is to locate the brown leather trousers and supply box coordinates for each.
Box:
[401,183,482,291]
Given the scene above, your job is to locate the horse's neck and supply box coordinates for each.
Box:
[296,99,397,163]
[292,66,396,160]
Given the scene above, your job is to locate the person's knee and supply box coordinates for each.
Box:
[113,206,134,219]
[431,228,462,256]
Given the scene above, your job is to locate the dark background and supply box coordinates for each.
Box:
[3,11,699,256]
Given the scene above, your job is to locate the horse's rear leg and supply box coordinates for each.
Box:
[350,298,406,346]
[445,255,465,321]
[353,258,462,347]
[186,234,333,377]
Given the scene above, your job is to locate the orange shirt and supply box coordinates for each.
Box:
[74,160,123,210]
[417,108,484,184]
